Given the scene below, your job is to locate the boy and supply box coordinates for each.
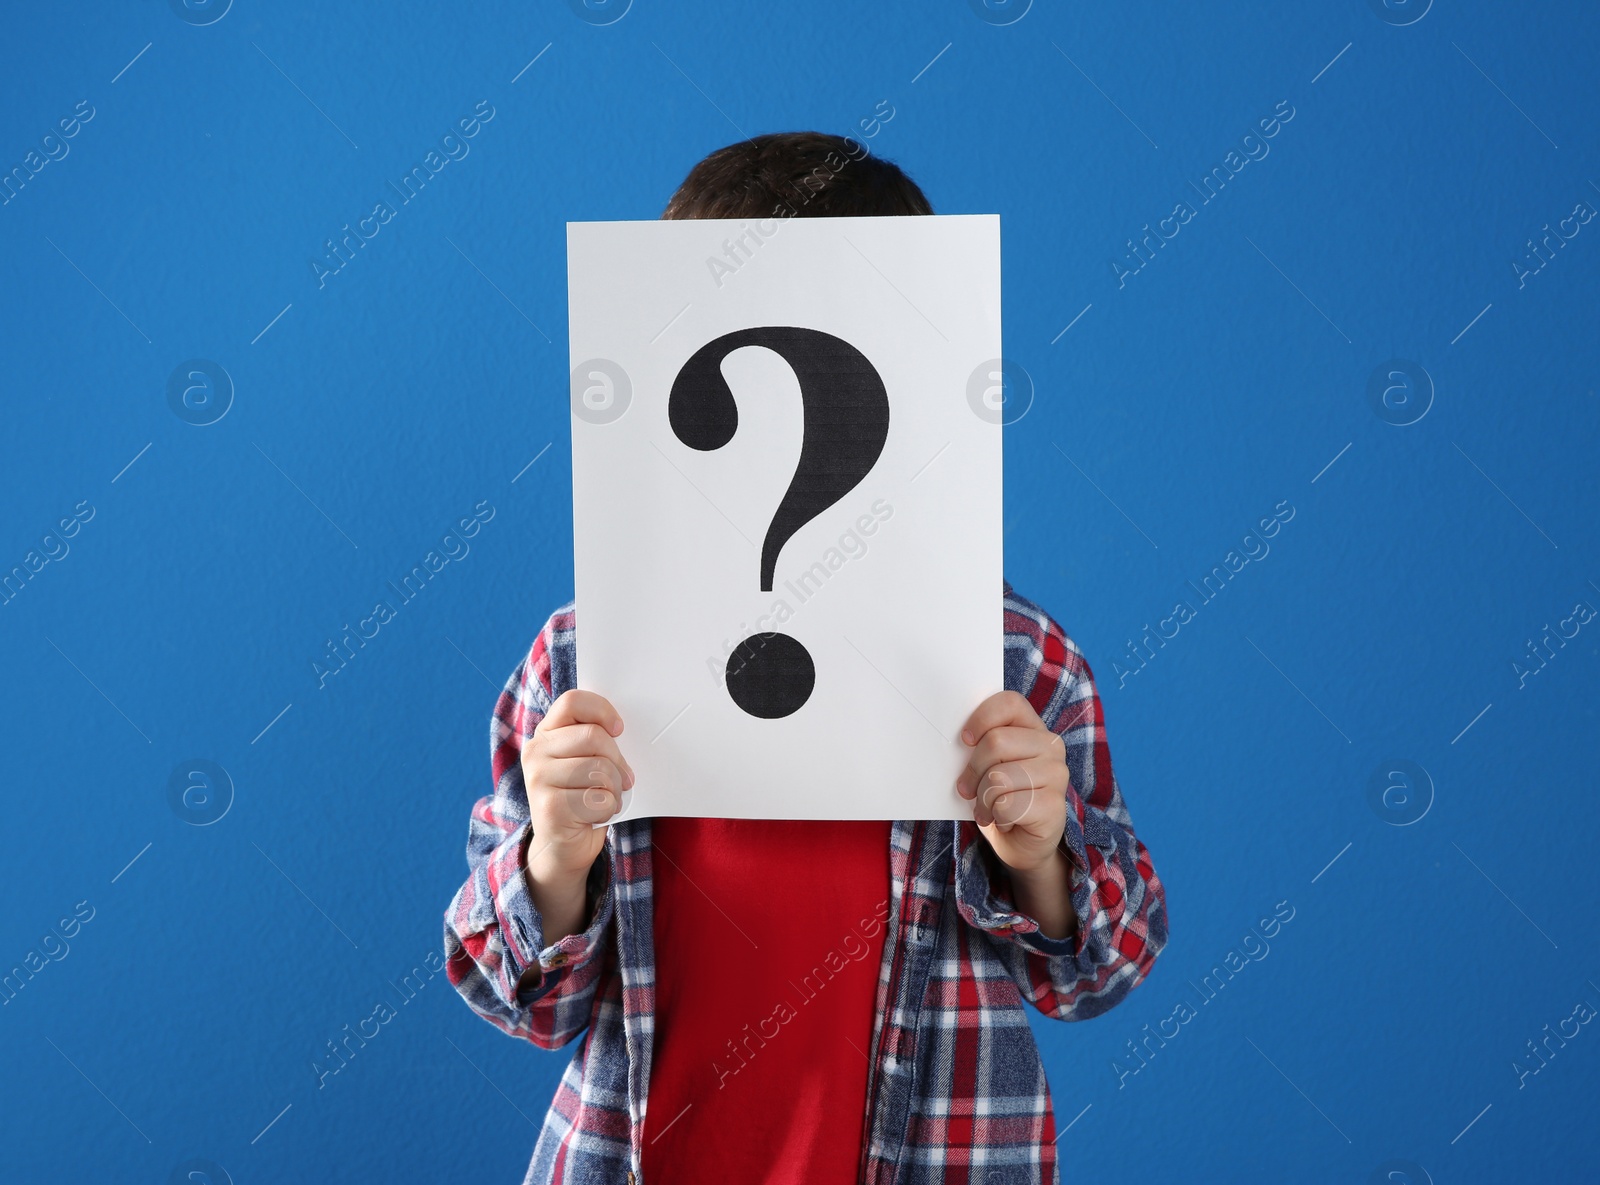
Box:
[444,132,1167,1185]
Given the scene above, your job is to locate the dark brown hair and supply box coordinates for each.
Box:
[662,131,932,220]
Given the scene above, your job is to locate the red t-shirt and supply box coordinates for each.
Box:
[640,818,892,1181]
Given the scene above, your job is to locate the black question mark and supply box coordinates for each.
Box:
[670,326,890,718]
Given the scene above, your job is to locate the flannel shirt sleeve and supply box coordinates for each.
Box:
[952,585,1169,1021]
[442,604,615,1049]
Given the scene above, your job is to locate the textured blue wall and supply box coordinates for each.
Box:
[2,2,1597,1182]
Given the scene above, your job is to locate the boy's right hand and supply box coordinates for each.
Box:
[520,690,633,884]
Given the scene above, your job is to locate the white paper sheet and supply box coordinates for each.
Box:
[567,214,1003,820]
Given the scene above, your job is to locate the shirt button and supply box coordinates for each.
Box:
[546,952,567,967]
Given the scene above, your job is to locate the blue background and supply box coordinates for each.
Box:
[2,1,1597,1181]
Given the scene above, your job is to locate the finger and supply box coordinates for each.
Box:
[960,690,1042,747]
[978,786,1049,833]
[536,757,625,825]
[976,763,1036,828]
[538,689,625,737]
[972,779,1002,828]
[553,783,622,826]
[537,755,628,803]
[990,783,1050,830]
[957,725,1060,797]
[976,758,1064,827]
[533,722,634,787]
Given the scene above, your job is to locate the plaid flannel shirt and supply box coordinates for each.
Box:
[443,582,1167,1184]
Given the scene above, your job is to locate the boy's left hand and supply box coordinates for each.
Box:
[956,691,1070,874]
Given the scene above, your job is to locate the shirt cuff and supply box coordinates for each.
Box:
[489,822,613,1006]
[952,786,1098,961]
